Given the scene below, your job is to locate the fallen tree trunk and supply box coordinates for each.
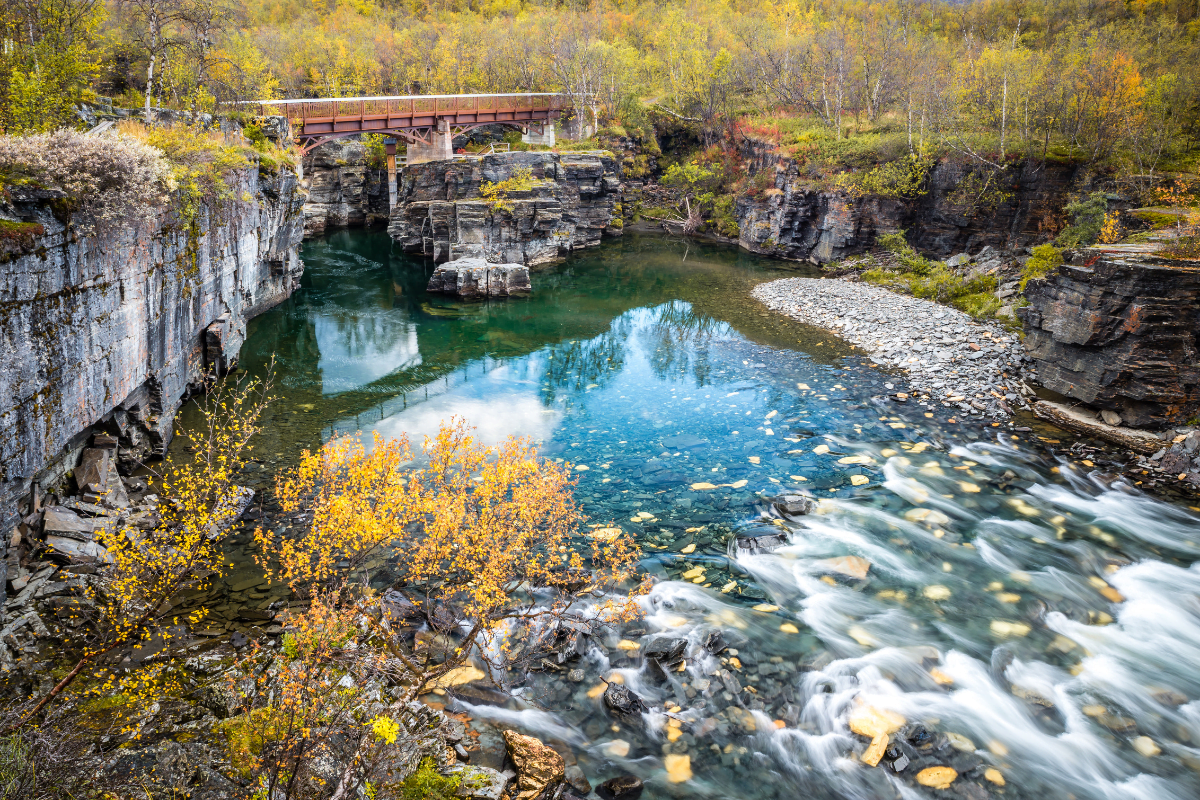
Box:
[1031,401,1162,455]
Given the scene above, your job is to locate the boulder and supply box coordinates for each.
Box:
[75,447,130,508]
[448,765,511,800]
[427,258,532,299]
[773,494,814,515]
[735,528,790,555]
[501,730,565,800]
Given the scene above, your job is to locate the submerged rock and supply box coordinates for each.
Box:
[596,774,643,800]
[427,258,532,299]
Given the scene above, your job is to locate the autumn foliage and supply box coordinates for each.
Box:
[228,419,642,797]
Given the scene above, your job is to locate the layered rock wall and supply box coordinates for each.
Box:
[1020,256,1200,427]
[302,140,390,237]
[387,151,621,265]
[0,165,306,533]
[735,143,1081,263]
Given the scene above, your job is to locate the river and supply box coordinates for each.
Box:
[228,229,1200,799]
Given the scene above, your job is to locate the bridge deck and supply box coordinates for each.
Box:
[257,93,568,153]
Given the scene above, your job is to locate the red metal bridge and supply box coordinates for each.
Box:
[255,93,568,155]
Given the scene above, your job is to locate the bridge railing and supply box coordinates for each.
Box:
[255,93,567,125]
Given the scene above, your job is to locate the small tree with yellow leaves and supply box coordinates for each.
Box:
[233,418,642,799]
[6,374,272,731]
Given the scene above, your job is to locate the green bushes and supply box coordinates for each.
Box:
[712,195,740,237]
[834,154,932,199]
[1020,244,1064,289]
[876,231,934,274]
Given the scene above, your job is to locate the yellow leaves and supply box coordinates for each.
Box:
[372,715,400,744]
[916,766,958,789]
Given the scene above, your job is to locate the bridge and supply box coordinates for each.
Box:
[255,93,569,159]
[255,93,575,210]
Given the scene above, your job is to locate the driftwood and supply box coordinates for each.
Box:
[1031,401,1163,454]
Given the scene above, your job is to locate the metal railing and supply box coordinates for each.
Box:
[254,93,567,125]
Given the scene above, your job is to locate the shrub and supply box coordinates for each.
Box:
[480,166,536,211]
[1020,244,1064,290]
[363,133,388,169]
[1057,193,1108,247]
[712,194,740,237]
[243,123,268,151]
[0,129,169,234]
[835,154,931,199]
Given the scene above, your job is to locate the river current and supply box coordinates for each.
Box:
[228,230,1200,799]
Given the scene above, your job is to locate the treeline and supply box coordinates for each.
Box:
[3,0,1199,179]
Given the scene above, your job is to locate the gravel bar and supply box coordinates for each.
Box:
[753,277,1035,418]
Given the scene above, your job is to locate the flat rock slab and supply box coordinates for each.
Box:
[427,258,531,299]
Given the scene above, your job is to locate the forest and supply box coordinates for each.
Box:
[2,0,1199,184]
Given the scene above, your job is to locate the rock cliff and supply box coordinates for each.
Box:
[1020,255,1200,427]
[301,139,389,237]
[0,164,306,539]
[387,151,621,265]
[735,144,1082,263]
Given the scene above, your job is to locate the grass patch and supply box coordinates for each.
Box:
[1160,234,1200,260]
[1132,210,1178,229]
[0,218,45,258]
[860,229,1003,320]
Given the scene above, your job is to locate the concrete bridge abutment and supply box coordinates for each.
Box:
[406,119,454,164]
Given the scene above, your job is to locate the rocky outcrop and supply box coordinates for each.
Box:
[426,258,531,298]
[387,151,621,266]
[1020,255,1200,427]
[0,165,306,553]
[736,147,1081,263]
[302,139,375,236]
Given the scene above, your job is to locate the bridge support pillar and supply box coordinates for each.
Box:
[385,139,398,210]
[407,119,454,164]
[522,123,556,147]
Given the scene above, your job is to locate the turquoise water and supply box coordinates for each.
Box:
[230,230,1200,800]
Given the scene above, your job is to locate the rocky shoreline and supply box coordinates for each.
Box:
[751,277,1036,419]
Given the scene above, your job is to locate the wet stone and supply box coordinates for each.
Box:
[603,682,648,723]
[596,775,644,800]
[735,529,790,555]
[772,494,815,515]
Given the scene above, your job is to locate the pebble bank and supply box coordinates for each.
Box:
[752,277,1034,419]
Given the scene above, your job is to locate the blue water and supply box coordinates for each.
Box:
[223,229,1200,800]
